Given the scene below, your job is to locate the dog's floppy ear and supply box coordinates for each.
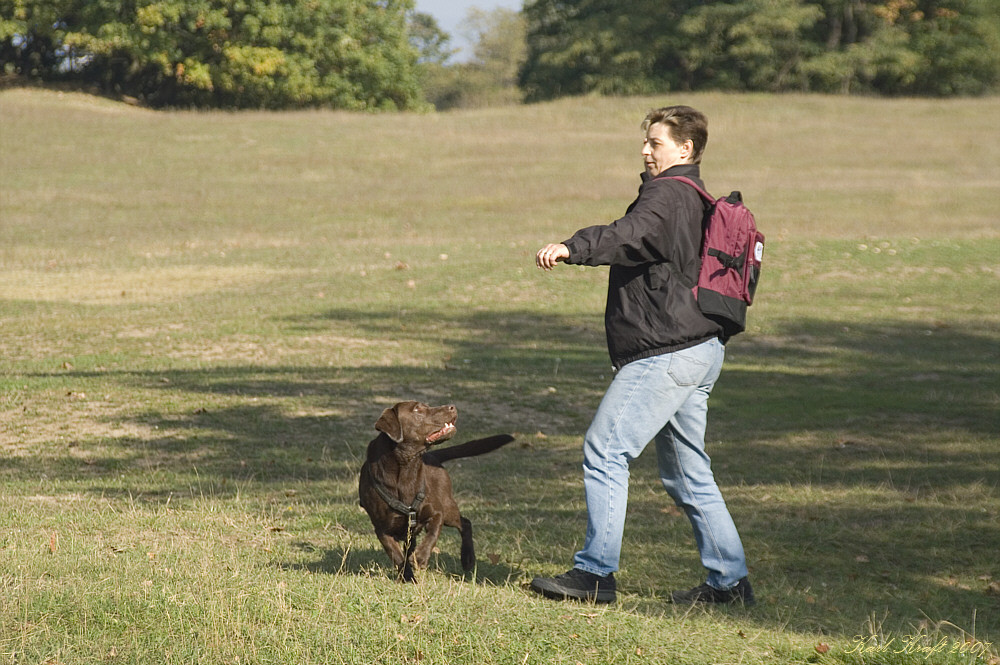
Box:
[375,405,403,443]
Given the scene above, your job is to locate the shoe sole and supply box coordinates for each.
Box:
[531,580,616,604]
[670,593,756,607]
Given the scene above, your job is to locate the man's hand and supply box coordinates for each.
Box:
[536,243,569,271]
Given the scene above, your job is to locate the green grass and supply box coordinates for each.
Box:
[1,88,999,664]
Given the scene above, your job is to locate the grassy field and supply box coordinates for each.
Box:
[1,88,998,664]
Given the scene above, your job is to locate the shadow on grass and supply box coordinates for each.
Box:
[279,541,524,587]
[15,308,1000,641]
[52,309,1000,482]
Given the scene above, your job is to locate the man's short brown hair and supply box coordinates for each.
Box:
[642,106,708,164]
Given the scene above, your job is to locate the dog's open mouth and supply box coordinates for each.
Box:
[425,422,456,444]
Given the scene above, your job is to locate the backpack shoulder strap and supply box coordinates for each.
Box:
[657,175,715,204]
[651,175,711,291]
[661,175,746,207]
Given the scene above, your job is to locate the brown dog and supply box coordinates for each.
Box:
[358,401,513,581]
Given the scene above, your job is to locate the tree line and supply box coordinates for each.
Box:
[0,0,426,109]
[519,0,1000,99]
[1,0,997,109]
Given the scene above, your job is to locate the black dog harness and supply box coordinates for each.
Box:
[370,465,426,530]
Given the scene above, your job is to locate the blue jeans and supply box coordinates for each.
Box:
[573,338,748,590]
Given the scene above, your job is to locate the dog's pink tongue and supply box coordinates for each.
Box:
[427,422,456,443]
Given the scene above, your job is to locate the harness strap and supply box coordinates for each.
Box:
[370,467,426,530]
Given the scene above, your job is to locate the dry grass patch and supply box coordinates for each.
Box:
[0,266,292,305]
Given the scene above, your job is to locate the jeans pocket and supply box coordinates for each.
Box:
[667,348,709,386]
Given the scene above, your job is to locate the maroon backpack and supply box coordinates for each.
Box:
[664,176,764,338]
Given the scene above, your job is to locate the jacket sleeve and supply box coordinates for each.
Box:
[562,179,704,268]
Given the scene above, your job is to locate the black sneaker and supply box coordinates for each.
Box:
[671,577,755,607]
[530,568,617,603]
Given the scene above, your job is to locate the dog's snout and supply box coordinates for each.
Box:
[434,404,457,421]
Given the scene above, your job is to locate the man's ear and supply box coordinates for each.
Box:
[375,405,403,443]
[680,139,694,161]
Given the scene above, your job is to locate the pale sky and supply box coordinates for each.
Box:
[413,0,524,61]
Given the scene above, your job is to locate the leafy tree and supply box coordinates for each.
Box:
[1,0,428,110]
[1,0,75,78]
[520,0,702,100]
[408,10,454,66]
[463,7,527,93]
[801,0,1000,94]
[519,0,1000,98]
[908,0,1000,95]
[678,0,823,91]
[421,7,526,110]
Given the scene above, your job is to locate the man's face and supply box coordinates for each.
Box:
[642,122,692,177]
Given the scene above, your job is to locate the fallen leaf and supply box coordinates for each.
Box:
[48,532,58,554]
[815,643,830,654]
[487,553,500,565]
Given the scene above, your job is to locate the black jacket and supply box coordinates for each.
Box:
[562,163,722,369]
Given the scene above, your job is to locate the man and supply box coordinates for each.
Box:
[531,105,753,606]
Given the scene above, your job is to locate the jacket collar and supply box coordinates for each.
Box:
[641,163,701,183]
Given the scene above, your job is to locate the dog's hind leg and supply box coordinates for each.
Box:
[459,517,475,571]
